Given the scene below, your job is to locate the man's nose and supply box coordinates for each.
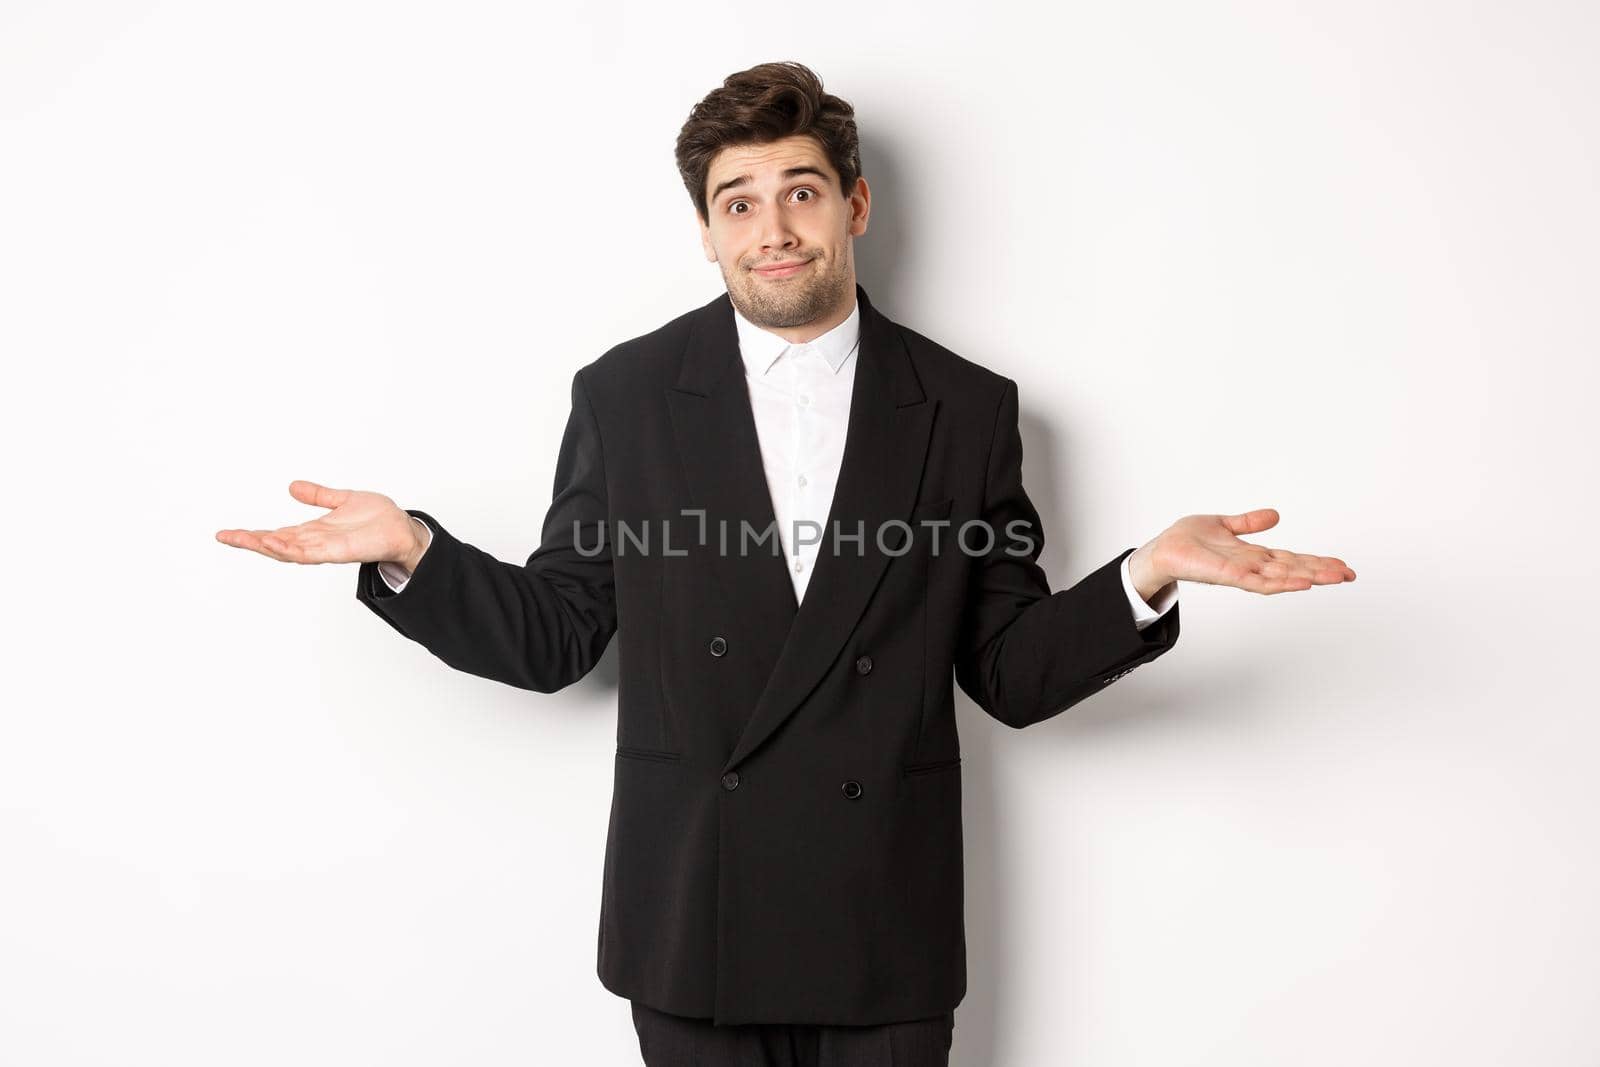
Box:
[760,209,799,252]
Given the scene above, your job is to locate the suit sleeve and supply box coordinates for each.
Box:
[953,378,1180,728]
[354,368,617,693]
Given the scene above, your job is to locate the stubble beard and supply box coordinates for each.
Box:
[726,253,852,331]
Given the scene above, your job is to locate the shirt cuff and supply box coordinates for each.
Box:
[376,515,433,593]
[1121,552,1178,630]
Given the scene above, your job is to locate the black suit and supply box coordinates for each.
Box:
[356,283,1180,1027]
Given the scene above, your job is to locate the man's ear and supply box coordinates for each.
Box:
[848,176,871,238]
[697,212,716,262]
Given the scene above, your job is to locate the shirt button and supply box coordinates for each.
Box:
[841,780,863,800]
[722,771,740,791]
[794,560,804,573]
[798,394,810,406]
[797,474,807,487]
[855,654,873,675]
[709,636,727,657]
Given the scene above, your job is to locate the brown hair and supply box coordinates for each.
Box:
[675,61,862,226]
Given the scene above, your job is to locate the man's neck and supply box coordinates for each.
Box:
[750,291,857,345]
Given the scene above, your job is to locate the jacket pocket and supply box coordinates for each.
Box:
[902,755,961,777]
[616,745,682,764]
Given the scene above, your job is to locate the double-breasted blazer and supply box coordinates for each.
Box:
[355,282,1181,1026]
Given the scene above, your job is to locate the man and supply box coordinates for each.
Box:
[218,61,1354,1067]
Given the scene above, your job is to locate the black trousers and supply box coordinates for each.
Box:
[630,1001,955,1067]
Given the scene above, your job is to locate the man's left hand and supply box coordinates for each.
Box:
[1127,508,1356,602]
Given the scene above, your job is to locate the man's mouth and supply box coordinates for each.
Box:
[753,259,811,279]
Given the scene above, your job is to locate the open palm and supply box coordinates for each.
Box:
[215,479,416,566]
[1151,508,1356,595]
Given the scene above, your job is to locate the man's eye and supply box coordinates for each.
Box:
[728,188,816,215]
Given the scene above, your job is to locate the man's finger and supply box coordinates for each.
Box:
[1219,507,1280,536]
[289,480,348,512]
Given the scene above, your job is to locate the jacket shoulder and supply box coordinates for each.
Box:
[576,302,700,401]
[890,318,1014,414]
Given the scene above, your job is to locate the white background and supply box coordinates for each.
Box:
[3,2,1597,1064]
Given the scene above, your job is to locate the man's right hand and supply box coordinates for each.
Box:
[215,479,430,573]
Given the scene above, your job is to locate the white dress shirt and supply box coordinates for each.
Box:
[380,298,1178,629]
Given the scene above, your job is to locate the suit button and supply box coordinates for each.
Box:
[841,780,863,799]
[855,654,873,675]
[721,771,740,791]
[709,636,728,657]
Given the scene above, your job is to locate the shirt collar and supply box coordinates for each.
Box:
[732,296,862,377]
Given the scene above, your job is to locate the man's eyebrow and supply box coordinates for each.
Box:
[710,165,830,205]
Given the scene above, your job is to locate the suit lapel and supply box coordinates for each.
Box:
[663,282,937,774]
[665,293,801,692]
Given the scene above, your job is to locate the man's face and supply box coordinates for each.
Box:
[698,134,870,332]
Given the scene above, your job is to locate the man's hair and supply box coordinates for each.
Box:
[675,61,862,227]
